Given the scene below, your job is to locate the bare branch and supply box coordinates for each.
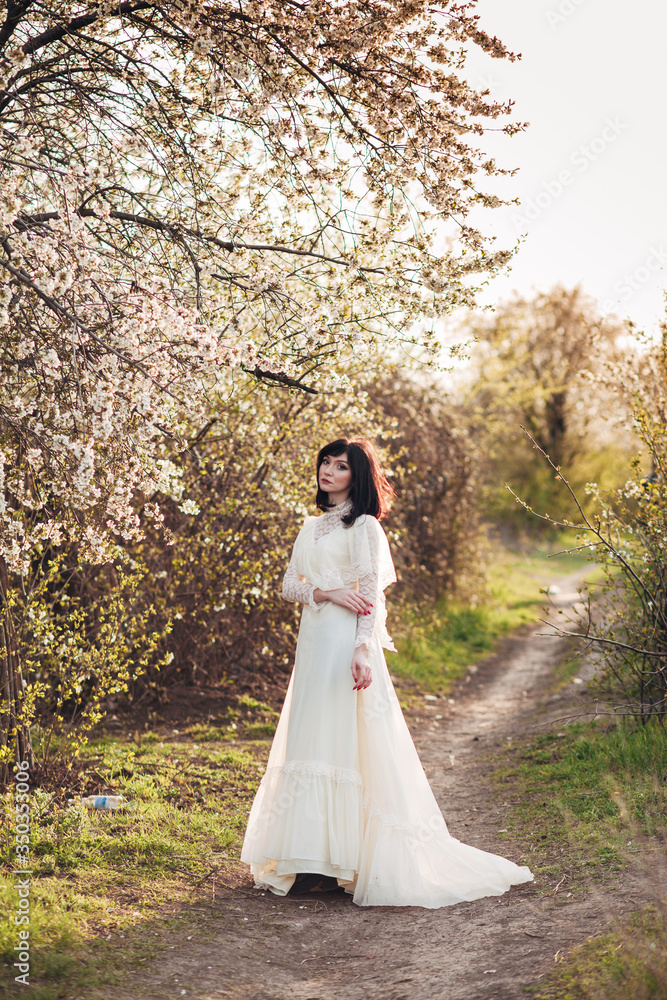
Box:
[536,621,667,658]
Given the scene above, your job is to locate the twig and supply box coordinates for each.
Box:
[552,875,567,895]
[212,880,260,898]
[529,703,666,727]
[300,954,366,964]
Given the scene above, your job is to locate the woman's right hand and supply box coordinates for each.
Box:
[313,587,373,616]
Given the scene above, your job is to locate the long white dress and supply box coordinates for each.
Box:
[240,500,533,907]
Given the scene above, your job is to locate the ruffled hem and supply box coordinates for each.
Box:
[242,766,533,908]
[279,759,362,786]
[241,761,364,879]
[249,858,357,897]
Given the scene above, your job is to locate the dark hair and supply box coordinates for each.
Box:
[315,438,395,524]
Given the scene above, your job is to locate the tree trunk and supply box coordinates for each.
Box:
[0,556,33,787]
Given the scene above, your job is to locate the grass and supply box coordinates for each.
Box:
[530,905,667,1000]
[390,537,599,696]
[490,719,667,890]
[492,718,667,999]
[0,723,270,998]
[476,543,667,998]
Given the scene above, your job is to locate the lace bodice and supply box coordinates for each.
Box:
[281,500,396,652]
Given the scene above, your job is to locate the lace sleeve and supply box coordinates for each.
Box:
[282,561,320,609]
[355,569,379,648]
[353,517,396,652]
[281,538,323,610]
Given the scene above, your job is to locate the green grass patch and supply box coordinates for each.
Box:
[491,719,667,890]
[0,731,269,998]
[390,537,598,695]
[531,904,667,1000]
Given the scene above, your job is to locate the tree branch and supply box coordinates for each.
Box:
[518,425,654,616]
[17,208,385,274]
[242,366,317,394]
[536,620,667,658]
[20,2,152,56]
[0,0,35,52]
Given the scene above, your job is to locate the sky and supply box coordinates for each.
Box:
[458,0,667,335]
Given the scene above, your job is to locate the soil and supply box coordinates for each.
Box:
[101,573,658,1000]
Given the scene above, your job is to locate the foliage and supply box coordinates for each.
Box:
[367,370,482,601]
[0,553,170,781]
[462,285,631,534]
[513,333,667,721]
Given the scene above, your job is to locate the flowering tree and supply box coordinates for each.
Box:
[0,1,520,773]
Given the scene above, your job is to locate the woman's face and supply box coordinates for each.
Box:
[318,452,353,502]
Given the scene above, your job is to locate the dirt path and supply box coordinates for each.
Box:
[109,574,655,1000]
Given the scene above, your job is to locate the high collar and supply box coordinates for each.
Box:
[322,497,352,518]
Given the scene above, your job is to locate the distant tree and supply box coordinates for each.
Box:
[467,285,626,469]
[463,285,630,530]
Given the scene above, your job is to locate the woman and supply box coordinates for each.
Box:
[241,438,533,907]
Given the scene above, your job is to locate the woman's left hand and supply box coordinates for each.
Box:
[351,650,372,691]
